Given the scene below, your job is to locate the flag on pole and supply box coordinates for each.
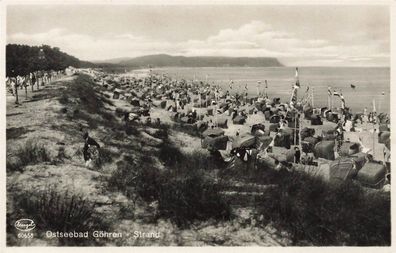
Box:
[294,67,300,89]
[333,91,345,109]
[340,93,345,109]
[328,87,332,96]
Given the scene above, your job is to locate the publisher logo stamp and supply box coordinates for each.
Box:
[15,219,36,232]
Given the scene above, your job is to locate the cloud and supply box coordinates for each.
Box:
[7,20,389,66]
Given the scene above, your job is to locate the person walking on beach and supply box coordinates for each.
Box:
[82,132,101,169]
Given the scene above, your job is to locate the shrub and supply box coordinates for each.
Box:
[254,171,390,246]
[156,169,231,228]
[58,94,69,104]
[108,144,231,228]
[157,142,184,167]
[7,139,51,172]
[108,155,159,200]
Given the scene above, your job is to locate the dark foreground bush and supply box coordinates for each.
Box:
[157,169,231,228]
[9,187,109,246]
[108,154,160,201]
[108,146,230,227]
[7,139,51,172]
[255,171,390,246]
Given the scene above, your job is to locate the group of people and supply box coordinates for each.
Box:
[6,69,64,102]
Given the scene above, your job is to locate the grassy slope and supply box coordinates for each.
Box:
[6,74,285,246]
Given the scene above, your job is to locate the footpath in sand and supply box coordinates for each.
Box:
[6,74,286,246]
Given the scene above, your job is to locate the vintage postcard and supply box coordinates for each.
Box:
[2,0,393,250]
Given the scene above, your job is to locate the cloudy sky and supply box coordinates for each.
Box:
[7,5,390,66]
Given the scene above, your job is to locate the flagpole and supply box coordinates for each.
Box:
[312,87,314,108]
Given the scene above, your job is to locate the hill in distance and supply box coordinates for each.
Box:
[97,54,284,68]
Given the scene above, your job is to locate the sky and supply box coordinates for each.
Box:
[6,5,390,66]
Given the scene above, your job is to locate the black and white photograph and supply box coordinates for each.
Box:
[4,1,392,248]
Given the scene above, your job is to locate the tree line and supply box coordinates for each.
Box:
[6,44,94,77]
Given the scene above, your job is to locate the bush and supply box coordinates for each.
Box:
[10,187,109,246]
[108,144,231,227]
[157,169,231,228]
[254,171,390,246]
[7,139,51,172]
[108,155,159,200]
[157,141,185,167]
[58,94,69,104]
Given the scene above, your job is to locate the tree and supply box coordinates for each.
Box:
[6,44,95,77]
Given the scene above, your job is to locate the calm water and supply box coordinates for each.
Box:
[145,67,390,114]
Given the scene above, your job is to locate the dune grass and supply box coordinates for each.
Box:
[58,74,118,129]
[108,124,231,227]
[254,170,390,246]
[7,139,51,172]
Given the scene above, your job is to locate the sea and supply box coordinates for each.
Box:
[134,67,390,114]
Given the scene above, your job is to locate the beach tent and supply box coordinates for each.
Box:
[269,123,279,132]
[348,152,367,170]
[195,121,208,132]
[113,89,122,99]
[274,132,291,149]
[270,115,281,124]
[301,138,316,154]
[321,128,337,140]
[130,98,140,107]
[233,115,246,125]
[217,118,228,128]
[314,140,335,160]
[310,115,323,125]
[180,116,193,124]
[379,124,390,132]
[256,135,272,149]
[270,107,279,115]
[202,135,229,151]
[264,111,272,121]
[285,149,300,163]
[203,128,225,138]
[232,134,256,149]
[378,131,390,144]
[326,112,339,123]
[273,98,281,104]
[287,118,300,129]
[329,157,358,182]
[251,124,265,135]
[301,127,315,140]
[303,104,313,119]
[338,142,360,157]
[357,162,387,188]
